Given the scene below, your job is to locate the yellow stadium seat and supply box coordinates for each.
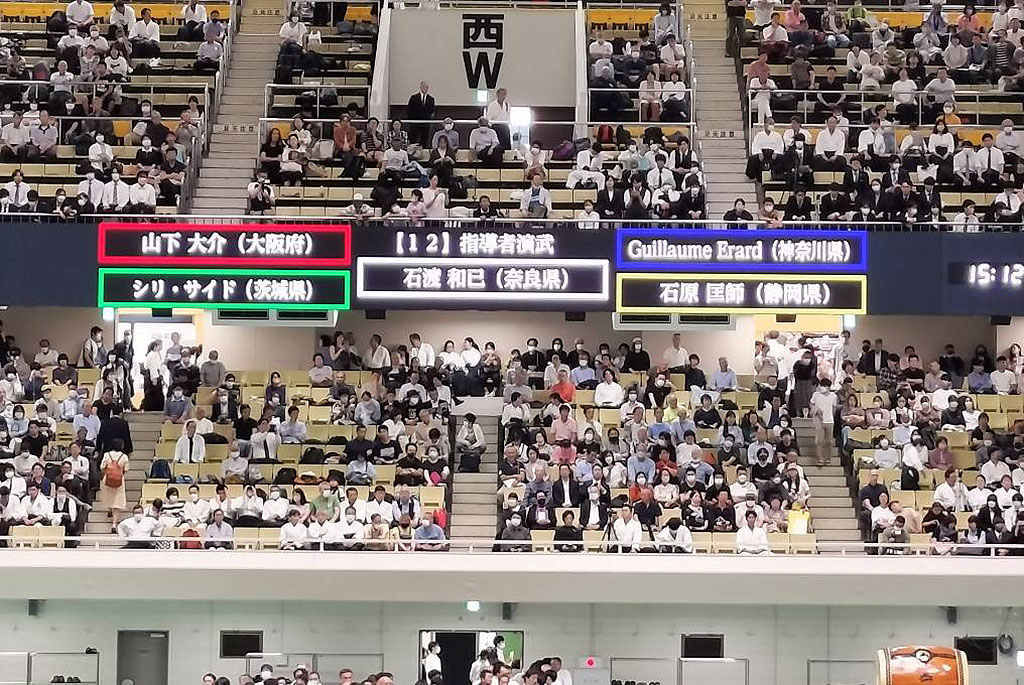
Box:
[768,532,790,554]
[234,528,261,550]
[530,529,555,551]
[37,526,65,548]
[789,533,818,554]
[712,532,737,554]
[690,532,713,554]
[11,525,38,548]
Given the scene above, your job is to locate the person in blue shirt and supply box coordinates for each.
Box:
[967,361,994,394]
[570,352,597,389]
[709,356,738,391]
[412,512,447,550]
[627,450,656,483]
[648,407,671,443]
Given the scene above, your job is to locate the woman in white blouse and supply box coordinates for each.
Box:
[639,71,662,121]
[421,175,448,219]
[437,340,463,372]
[461,337,482,369]
[141,338,164,411]
[105,44,130,76]
[173,419,206,463]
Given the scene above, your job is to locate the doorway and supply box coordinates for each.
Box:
[418,630,525,685]
[116,630,169,685]
[116,316,197,395]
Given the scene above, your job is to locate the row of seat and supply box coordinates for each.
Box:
[138,482,446,509]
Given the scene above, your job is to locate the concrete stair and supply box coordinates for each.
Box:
[84,412,163,541]
[690,39,758,217]
[192,10,281,214]
[791,418,864,553]
[450,415,500,544]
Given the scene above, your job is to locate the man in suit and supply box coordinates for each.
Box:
[919,176,944,220]
[819,183,850,222]
[406,81,435,149]
[880,156,912,191]
[857,339,888,376]
[579,487,609,531]
[96,404,133,457]
[551,464,582,508]
[525,492,557,530]
[211,385,239,423]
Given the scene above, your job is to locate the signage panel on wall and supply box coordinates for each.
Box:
[616,228,868,272]
[98,268,352,310]
[98,222,352,267]
[616,273,867,314]
[354,227,613,310]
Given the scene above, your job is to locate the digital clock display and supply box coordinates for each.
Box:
[952,262,1024,288]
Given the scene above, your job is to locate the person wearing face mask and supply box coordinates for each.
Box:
[163,384,193,424]
[622,337,651,373]
[499,510,532,551]
[75,168,105,208]
[900,433,927,490]
[181,484,211,530]
[412,512,447,550]
[258,485,288,527]
[101,167,130,212]
[117,504,161,548]
[871,436,899,469]
[331,506,364,550]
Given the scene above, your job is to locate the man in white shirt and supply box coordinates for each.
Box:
[566,142,606,190]
[813,117,847,169]
[746,119,783,179]
[991,356,1018,394]
[306,509,337,548]
[550,658,573,685]
[857,118,888,170]
[659,35,686,79]
[808,379,838,465]
[736,510,770,554]
[333,506,365,549]
[108,0,137,31]
[996,118,1023,163]
[924,68,956,107]
[77,170,105,207]
[128,7,161,57]
[519,174,553,218]
[646,153,675,190]
[179,0,208,40]
[103,170,131,212]
[278,406,307,444]
[952,142,979,186]
[66,0,95,29]
[662,333,688,372]
[278,509,308,549]
[203,508,233,549]
[409,333,435,367]
[588,32,613,59]
[3,170,30,211]
[364,486,394,526]
[365,334,390,370]
[933,468,970,512]
[128,173,157,213]
[981,449,1011,486]
[612,506,642,552]
[748,75,778,123]
[118,505,162,548]
[250,420,280,461]
[1,113,31,161]
[262,486,290,525]
[976,134,1006,187]
[484,88,511,149]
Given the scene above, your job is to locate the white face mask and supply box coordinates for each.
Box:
[133,513,144,522]
[346,514,356,523]
[270,491,280,500]
[190,494,199,502]
[738,475,748,484]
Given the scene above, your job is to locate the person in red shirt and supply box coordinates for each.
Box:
[551,369,576,403]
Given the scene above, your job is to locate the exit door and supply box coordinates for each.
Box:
[116,631,168,685]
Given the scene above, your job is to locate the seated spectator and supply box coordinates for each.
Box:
[195,35,224,71]
[129,8,161,57]
[412,512,447,550]
[204,508,233,549]
[519,174,553,218]
[469,118,503,167]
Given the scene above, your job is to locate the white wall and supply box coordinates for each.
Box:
[0,308,998,377]
[0,600,1020,685]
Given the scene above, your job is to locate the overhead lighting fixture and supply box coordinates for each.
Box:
[465,600,481,613]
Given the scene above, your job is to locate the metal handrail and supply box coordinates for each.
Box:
[1,533,1022,556]
[7,213,1023,233]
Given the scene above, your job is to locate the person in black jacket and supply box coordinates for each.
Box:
[880,156,912,191]
[723,198,754,228]
[526,492,556,530]
[551,464,582,507]
[595,176,624,220]
[819,183,850,222]
[580,487,609,530]
[96,404,133,458]
[406,81,435,148]
[843,156,871,201]
[622,337,651,372]
[554,509,583,552]
[783,186,814,221]
[676,181,706,220]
